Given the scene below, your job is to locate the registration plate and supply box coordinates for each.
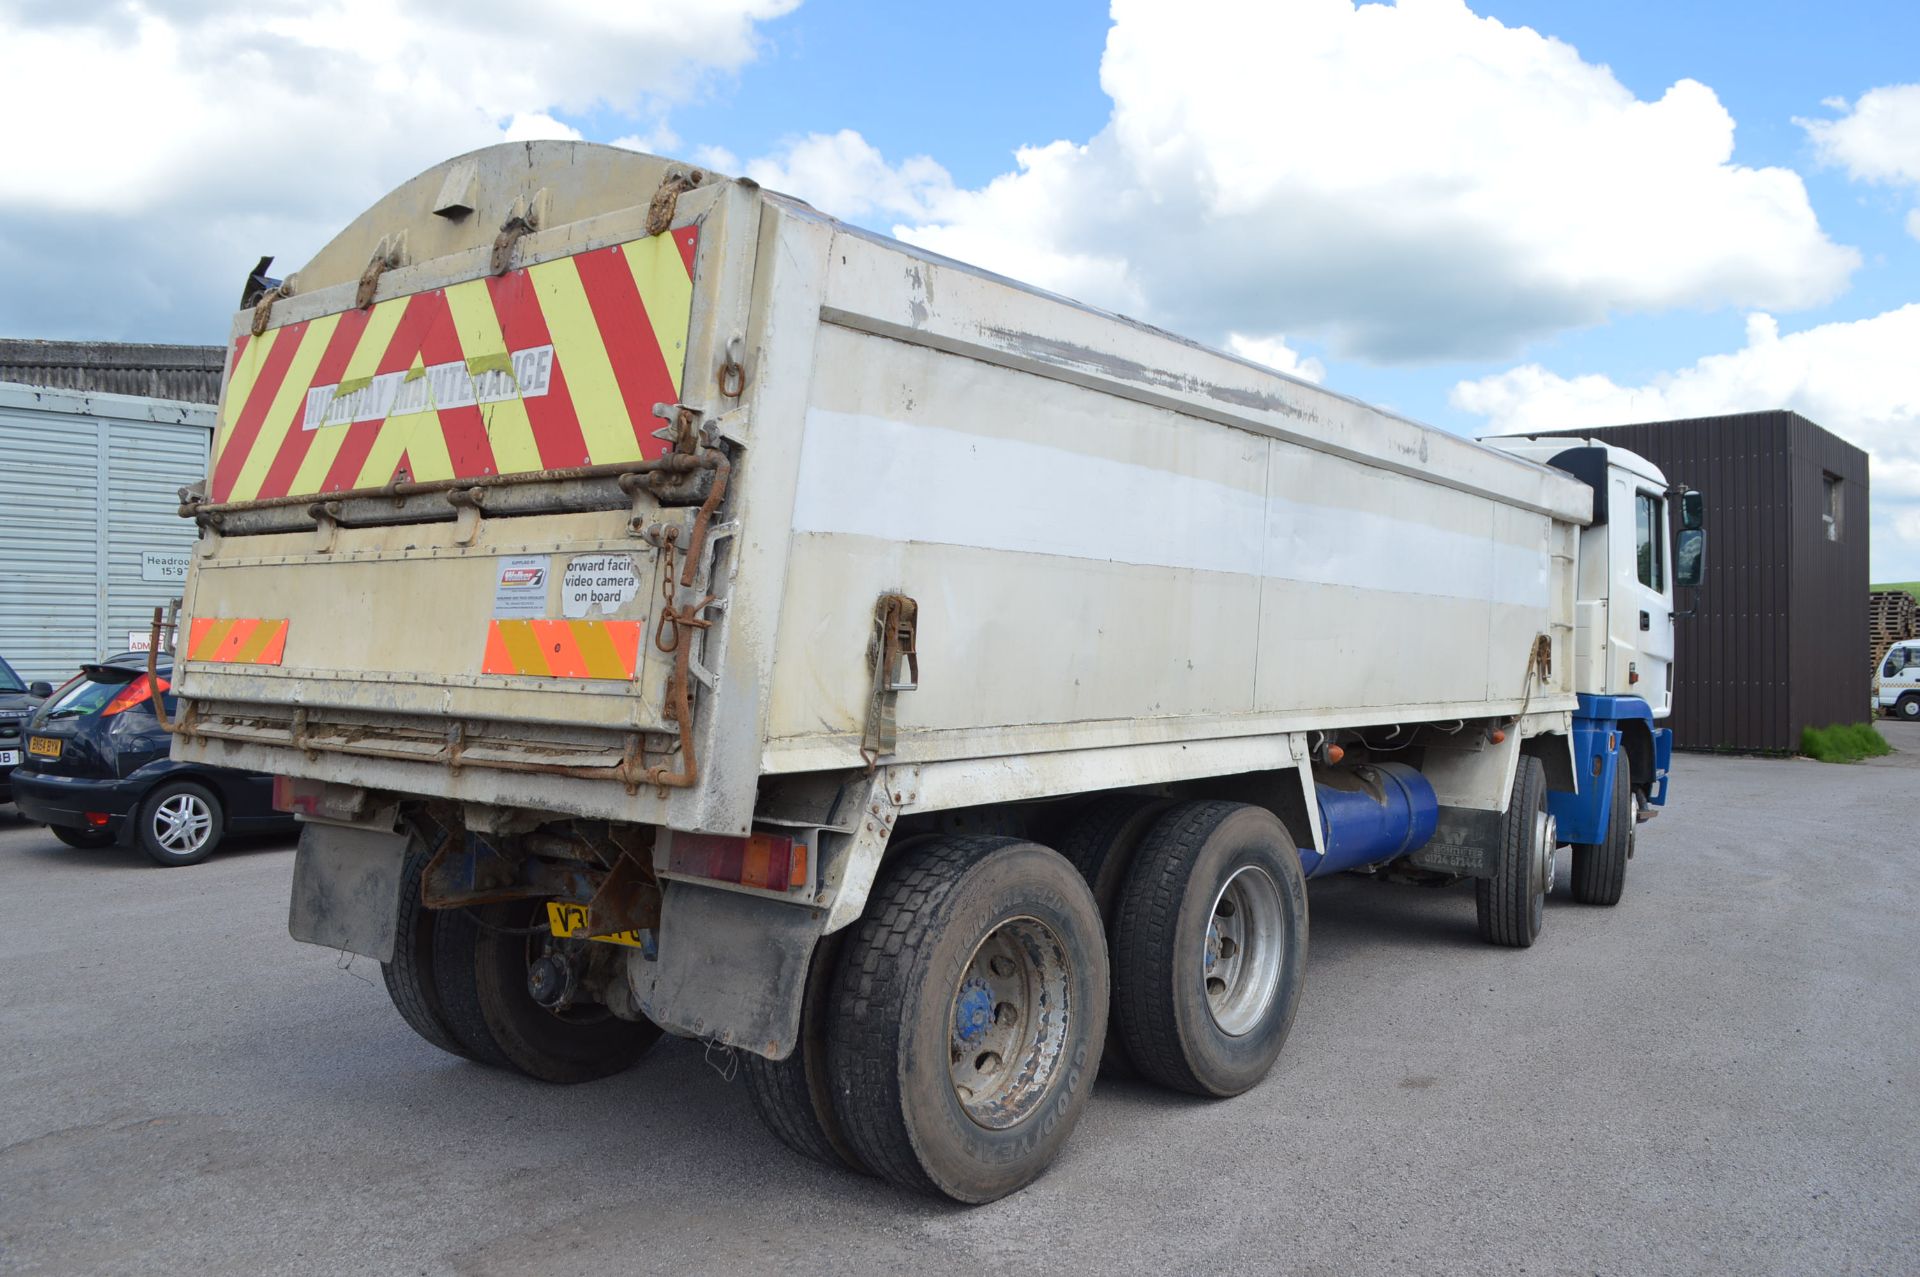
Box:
[27,737,60,760]
[0,749,17,766]
[545,901,649,949]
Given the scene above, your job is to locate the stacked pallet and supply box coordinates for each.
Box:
[1871,589,1919,669]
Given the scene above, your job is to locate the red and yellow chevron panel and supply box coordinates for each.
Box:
[187,618,290,665]
[481,620,643,680]
[209,227,701,504]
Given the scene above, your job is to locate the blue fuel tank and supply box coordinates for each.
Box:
[1306,761,1439,878]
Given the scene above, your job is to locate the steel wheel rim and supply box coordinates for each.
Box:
[1204,865,1285,1037]
[154,793,213,856]
[948,915,1073,1130]
[1535,810,1556,897]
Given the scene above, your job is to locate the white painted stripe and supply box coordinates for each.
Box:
[792,410,1549,608]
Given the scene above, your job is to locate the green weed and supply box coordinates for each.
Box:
[1800,722,1894,763]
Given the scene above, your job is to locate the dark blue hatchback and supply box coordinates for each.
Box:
[10,653,296,866]
[0,654,55,802]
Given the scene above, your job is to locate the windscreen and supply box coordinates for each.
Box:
[0,657,22,693]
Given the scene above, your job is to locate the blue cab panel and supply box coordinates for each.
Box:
[1548,694,1671,845]
[1309,762,1439,878]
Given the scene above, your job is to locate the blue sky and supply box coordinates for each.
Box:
[1,0,1916,575]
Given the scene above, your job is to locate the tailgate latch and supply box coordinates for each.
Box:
[861,594,919,771]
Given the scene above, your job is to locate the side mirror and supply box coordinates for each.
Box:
[1680,490,1705,531]
[28,681,52,699]
[1676,528,1706,588]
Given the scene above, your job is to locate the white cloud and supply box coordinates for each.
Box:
[1225,333,1325,384]
[749,0,1855,363]
[735,129,956,221]
[1798,84,1920,185]
[0,0,796,338]
[1798,84,1920,241]
[1452,305,1920,578]
[503,113,585,144]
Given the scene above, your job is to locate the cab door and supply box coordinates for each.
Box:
[1608,477,1675,714]
[1628,483,1674,710]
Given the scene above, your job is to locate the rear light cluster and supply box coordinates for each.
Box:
[666,831,810,893]
[102,675,169,717]
[272,775,337,817]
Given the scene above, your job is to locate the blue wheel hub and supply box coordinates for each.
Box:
[953,978,995,1048]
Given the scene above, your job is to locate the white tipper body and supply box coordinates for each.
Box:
[173,143,1598,930]
[1483,437,1676,716]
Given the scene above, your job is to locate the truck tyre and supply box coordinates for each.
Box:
[1476,756,1551,947]
[380,841,475,1061]
[1900,695,1920,722]
[432,902,661,1083]
[1569,757,1631,907]
[136,779,223,867]
[826,836,1107,1203]
[741,933,869,1174]
[1058,794,1173,1079]
[1110,801,1309,1099]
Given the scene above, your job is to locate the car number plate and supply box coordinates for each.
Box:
[27,737,60,759]
[545,901,648,948]
[0,749,18,766]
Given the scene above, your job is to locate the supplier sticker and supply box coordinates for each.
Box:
[492,554,551,619]
[561,553,643,619]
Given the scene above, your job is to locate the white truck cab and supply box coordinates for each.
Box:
[1484,436,1694,715]
[1878,640,1920,721]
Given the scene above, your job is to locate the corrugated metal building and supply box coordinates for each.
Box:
[0,339,225,404]
[0,341,222,683]
[1531,411,1870,754]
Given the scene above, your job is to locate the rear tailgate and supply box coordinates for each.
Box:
[171,146,751,803]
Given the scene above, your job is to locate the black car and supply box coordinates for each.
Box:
[0,654,55,802]
[11,653,296,866]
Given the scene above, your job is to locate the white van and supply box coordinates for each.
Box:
[1877,641,1920,721]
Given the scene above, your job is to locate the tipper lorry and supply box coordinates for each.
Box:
[167,141,1705,1202]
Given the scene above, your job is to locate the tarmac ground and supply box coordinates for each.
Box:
[3,723,1917,1275]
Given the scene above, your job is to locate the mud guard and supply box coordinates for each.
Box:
[629,880,822,1061]
[288,821,410,961]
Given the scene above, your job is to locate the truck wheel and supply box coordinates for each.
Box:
[827,836,1107,1203]
[1476,756,1551,947]
[136,780,223,867]
[1569,757,1631,906]
[1900,695,1920,722]
[380,840,475,1061]
[741,933,869,1173]
[1110,801,1309,1098]
[433,902,662,1083]
[1058,794,1172,1079]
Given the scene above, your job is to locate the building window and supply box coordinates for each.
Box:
[1635,491,1664,591]
[1823,472,1844,542]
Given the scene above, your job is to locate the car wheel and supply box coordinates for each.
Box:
[51,825,116,850]
[1900,695,1920,722]
[137,780,224,867]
